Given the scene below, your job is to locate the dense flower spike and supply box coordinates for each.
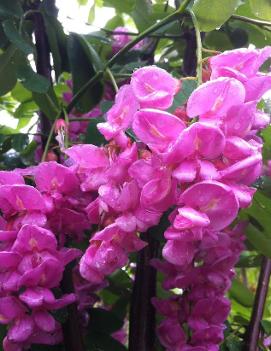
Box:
[0,172,81,351]
[1,46,269,350]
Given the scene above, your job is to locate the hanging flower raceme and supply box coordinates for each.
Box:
[0,172,81,351]
[85,48,269,350]
[0,46,269,351]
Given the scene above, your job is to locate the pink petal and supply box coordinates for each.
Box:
[187,77,245,118]
[133,108,185,153]
[131,66,179,109]
[179,181,239,230]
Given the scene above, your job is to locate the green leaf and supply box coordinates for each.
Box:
[12,134,29,151]
[0,0,23,18]
[2,19,34,55]
[169,80,197,112]
[108,269,132,291]
[229,279,254,307]
[32,87,60,121]
[236,253,261,267]
[132,0,153,31]
[14,100,38,119]
[192,0,241,31]
[88,4,96,24]
[246,224,271,258]
[225,335,243,351]
[249,0,271,20]
[42,14,69,79]
[67,33,104,113]
[204,31,233,51]
[105,15,125,30]
[78,0,88,5]
[0,45,17,96]
[0,22,9,48]
[17,58,50,94]
[104,0,134,13]
[16,117,33,131]
[89,308,123,334]
[95,0,104,6]
[85,118,106,146]
[245,191,271,239]
[11,82,32,102]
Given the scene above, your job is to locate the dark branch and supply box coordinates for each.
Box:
[246,257,271,351]
[33,3,52,149]
[128,233,159,351]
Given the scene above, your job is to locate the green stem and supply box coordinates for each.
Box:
[63,108,69,149]
[103,28,184,39]
[41,119,57,162]
[68,117,93,122]
[231,14,271,28]
[189,10,202,85]
[66,0,193,113]
[106,68,118,93]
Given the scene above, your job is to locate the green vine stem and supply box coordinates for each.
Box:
[106,68,119,93]
[231,14,271,28]
[188,10,202,85]
[63,108,70,150]
[66,0,193,113]
[41,119,57,162]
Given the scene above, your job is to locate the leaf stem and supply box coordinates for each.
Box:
[41,119,57,162]
[189,10,202,85]
[106,68,118,93]
[103,28,185,39]
[63,108,69,149]
[247,257,271,351]
[66,0,193,113]
[231,14,271,28]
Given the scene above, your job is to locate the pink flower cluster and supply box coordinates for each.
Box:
[150,47,271,350]
[0,166,84,351]
[1,46,270,350]
[82,47,269,349]
[112,26,146,54]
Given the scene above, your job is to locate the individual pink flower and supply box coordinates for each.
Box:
[210,46,271,79]
[131,66,180,109]
[133,108,186,153]
[187,77,245,118]
[179,181,239,230]
[98,85,139,142]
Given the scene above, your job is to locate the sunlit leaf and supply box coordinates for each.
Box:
[192,0,241,31]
